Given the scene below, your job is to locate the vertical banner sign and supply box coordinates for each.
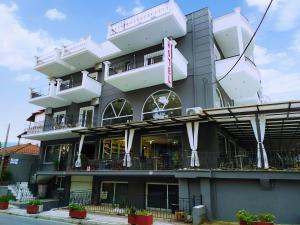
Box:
[164,37,173,88]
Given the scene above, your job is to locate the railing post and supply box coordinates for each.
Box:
[81,70,89,87]
[49,79,56,96]
[103,61,111,79]
[56,79,63,93]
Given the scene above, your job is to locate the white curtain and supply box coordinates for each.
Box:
[123,129,135,167]
[75,135,85,168]
[186,121,200,167]
[250,115,269,169]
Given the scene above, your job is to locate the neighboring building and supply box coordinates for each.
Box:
[20,1,300,223]
[0,144,39,184]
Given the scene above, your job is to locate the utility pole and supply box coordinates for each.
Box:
[0,123,10,181]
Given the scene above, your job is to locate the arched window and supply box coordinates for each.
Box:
[102,99,133,125]
[215,88,224,108]
[142,90,182,120]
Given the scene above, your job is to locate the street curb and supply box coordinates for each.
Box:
[0,210,128,225]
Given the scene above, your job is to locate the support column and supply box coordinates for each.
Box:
[200,178,212,220]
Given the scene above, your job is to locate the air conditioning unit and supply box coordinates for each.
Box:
[186,107,203,116]
[91,97,100,106]
[45,107,53,115]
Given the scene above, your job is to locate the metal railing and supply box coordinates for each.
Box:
[66,150,300,172]
[26,114,91,134]
[35,50,60,66]
[30,85,51,99]
[69,191,202,220]
[108,51,163,77]
[62,38,89,58]
[59,79,83,91]
[109,1,170,36]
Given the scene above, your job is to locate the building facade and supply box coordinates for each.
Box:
[21,1,300,224]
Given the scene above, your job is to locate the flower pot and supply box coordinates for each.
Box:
[252,222,274,225]
[69,209,87,219]
[239,221,248,225]
[135,215,153,225]
[27,205,39,214]
[128,215,136,224]
[0,202,8,210]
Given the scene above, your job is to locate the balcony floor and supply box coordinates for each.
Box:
[29,95,69,108]
[23,127,82,141]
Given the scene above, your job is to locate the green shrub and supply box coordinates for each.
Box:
[0,194,16,202]
[136,209,152,216]
[235,210,256,224]
[28,199,42,206]
[68,203,86,211]
[257,213,275,222]
[127,207,136,216]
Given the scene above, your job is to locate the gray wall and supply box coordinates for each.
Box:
[7,154,38,183]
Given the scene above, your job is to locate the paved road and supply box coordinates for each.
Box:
[0,214,75,225]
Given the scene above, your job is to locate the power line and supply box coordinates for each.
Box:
[214,0,274,84]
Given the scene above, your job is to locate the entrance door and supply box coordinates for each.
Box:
[147,183,178,210]
[79,106,94,128]
[53,111,66,128]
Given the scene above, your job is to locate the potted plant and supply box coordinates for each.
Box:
[0,194,15,209]
[68,203,87,219]
[135,209,153,225]
[236,210,255,225]
[253,213,275,225]
[128,207,137,225]
[27,199,42,214]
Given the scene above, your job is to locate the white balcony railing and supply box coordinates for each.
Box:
[109,2,170,37]
[35,49,61,67]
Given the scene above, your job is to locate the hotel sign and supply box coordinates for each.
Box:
[164,37,173,88]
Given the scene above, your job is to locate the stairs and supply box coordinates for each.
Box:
[8,182,35,202]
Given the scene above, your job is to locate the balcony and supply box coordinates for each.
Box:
[56,71,102,103]
[104,44,188,92]
[213,8,254,58]
[107,0,187,52]
[215,55,260,102]
[34,38,120,77]
[22,115,89,141]
[60,37,103,72]
[29,81,69,108]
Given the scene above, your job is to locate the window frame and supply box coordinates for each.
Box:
[79,106,94,127]
[101,137,125,160]
[142,89,182,120]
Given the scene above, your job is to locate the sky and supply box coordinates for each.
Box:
[0,0,300,144]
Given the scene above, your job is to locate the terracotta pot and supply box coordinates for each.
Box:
[135,215,153,225]
[252,222,274,225]
[69,210,87,219]
[0,202,8,210]
[128,215,136,224]
[27,205,39,214]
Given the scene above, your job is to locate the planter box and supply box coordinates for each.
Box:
[69,210,87,219]
[239,221,248,225]
[128,215,136,224]
[252,222,274,225]
[0,202,8,210]
[135,215,153,225]
[27,205,39,214]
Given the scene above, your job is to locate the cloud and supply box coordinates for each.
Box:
[245,0,300,31]
[261,68,300,102]
[45,8,66,21]
[289,31,300,53]
[0,2,71,71]
[16,74,41,82]
[115,0,144,16]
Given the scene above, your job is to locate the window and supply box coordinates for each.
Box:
[44,144,71,164]
[142,90,182,120]
[102,99,133,126]
[146,183,178,209]
[214,88,224,108]
[100,182,128,204]
[53,111,66,128]
[144,50,164,66]
[79,106,94,128]
[102,138,125,160]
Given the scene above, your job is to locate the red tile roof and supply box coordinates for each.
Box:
[0,144,40,156]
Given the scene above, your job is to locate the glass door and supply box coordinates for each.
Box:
[79,106,94,128]
[53,111,66,129]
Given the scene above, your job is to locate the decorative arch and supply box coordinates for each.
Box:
[142,90,182,120]
[102,98,133,125]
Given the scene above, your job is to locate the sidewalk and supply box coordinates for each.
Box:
[0,206,180,225]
